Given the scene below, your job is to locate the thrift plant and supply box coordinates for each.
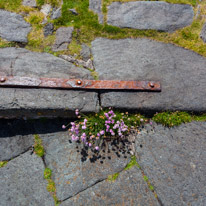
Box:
[63,108,146,151]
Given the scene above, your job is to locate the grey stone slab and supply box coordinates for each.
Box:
[200,23,206,43]
[0,10,31,43]
[107,1,194,32]
[0,47,99,118]
[0,151,54,206]
[22,0,37,7]
[89,0,104,24]
[52,27,73,51]
[61,167,160,206]
[80,44,91,61]
[91,38,206,112]
[135,121,206,206]
[0,134,34,161]
[42,132,130,201]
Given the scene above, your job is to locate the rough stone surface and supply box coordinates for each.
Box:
[52,27,74,51]
[22,0,37,7]
[42,132,130,201]
[200,23,206,43]
[0,47,99,118]
[0,151,54,206]
[43,23,54,37]
[41,4,52,16]
[107,1,194,32]
[135,121,206,206]
[0,10,31,43]
[61,167,160,206]
[51,7,61,19]
[0,134,34,161]
[89,0,103,24]
[60,54,94,70]
[92,38,206,112]
[81,44,91,61]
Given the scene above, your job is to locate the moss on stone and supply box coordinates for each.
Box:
[107,172,120,182]
[33,134,45,157]
[152,111,206,127]
[44,167,60,206]
[44,168,52,179]
[0,161,8,168]
[124,155,141,170]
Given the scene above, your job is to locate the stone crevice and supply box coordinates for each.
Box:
[61,177,107,202]
[2,146,32,162]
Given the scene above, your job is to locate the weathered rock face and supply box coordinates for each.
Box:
[0,10,31,43]
[0,151,54,206]
[107,1,194,32]
[89,0,103,24]
[22,0,37,7]
[135,121,206,205]
[61,167,160,206]
[200,23,206,42]
[0,47,99,118]
[51,7,61,20]
[52,27,74,51]
[42,132,130,200]
[91,38,206,112]
[43,23,54,37]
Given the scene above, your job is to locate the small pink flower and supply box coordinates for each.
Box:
[62,125,66,129]
[89,143,92,147]
[82,125,86,130]
[100,130,104,135]
[95,146,99,150]
[140,118,144,122]
[75,109,79,116]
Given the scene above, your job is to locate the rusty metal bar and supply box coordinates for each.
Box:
[0,76,161,91]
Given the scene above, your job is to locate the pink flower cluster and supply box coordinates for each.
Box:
[68,109,128,151]
[104,110,128,137]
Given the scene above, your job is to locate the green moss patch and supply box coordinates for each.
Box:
[152,111,206,127]
[34,134,45,157]
[44,168,60,206]
[0,161,8,168]
[107,172,120,182]
[124,155,141,170]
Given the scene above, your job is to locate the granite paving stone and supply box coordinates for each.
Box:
[0,47,99,118]
[61,167,160,206]
[107,1,194,32]
[0,151,54,206]
[91,38,206,112]
[135,121,206,206]
[41,131,130,201]
[52,27,74,51]
[0,10,31,43]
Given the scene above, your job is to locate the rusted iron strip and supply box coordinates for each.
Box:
[0,76,161,91]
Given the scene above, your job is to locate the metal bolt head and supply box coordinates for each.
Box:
[77,80,82,85]
[149,82,155,88]
[0,77,6,83]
